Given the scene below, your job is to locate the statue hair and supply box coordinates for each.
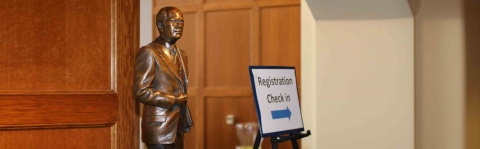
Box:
[156,6,181,32]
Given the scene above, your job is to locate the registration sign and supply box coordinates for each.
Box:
[249,66,304,137]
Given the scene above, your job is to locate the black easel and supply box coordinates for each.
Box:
[252,129,311,149]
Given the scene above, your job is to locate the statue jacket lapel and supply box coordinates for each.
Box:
[149,42,184,87]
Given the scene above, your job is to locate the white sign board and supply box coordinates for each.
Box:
[249,66,304,137]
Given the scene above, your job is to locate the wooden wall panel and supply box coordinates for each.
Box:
[260,6,301,80]
[205,97,256,149]
[64,0,111,91]
[115,0,140,148]
[0,0,111,91]
[259,7,301,149]
[0,127,111,149]
[0,94,117,128]
[0,0,139,148]
[205,10,251,88]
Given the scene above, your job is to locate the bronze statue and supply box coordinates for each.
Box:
[134,6,193,149]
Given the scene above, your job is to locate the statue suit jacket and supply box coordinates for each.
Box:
[134,40,193,144]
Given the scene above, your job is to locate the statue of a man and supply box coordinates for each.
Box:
[134,6,193,149]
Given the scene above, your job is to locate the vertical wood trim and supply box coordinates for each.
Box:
[111,0,118,92]
[251,1,260,65]
[196,0,206,148]
[116,0,139,148]
[111,124,118,149]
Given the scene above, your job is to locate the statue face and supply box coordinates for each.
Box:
[161,10,184,42]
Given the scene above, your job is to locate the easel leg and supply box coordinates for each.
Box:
[271,136,278,149]
[291,139,299,149]
[253,129,261,149]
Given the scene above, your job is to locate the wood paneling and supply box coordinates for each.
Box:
[205,97,256,149]
[205,10,251,88]
[115,0,140,148]
[0,127,111,149]
[152,0,300,148]
[153,5,200,15]
[261,6,301,80]
[206,0,232,3]
[0,0,111,91]
[0,0,139,148]
[204,1,253,11]
[258,0,300,8]
[0,93,117,129]
[204,88,252,97]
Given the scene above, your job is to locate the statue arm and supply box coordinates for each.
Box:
[134,47,176,108]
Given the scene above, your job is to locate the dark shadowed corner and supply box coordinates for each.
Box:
[464,0,480,148]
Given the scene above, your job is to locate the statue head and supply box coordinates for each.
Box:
[156,7,184,44]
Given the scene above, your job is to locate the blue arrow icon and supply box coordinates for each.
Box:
[271,106,291,120]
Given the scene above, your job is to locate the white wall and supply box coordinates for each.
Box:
[140,0,152,46]
[301,0,414,148]
[300,1,317,148]
[139,0,152,148]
